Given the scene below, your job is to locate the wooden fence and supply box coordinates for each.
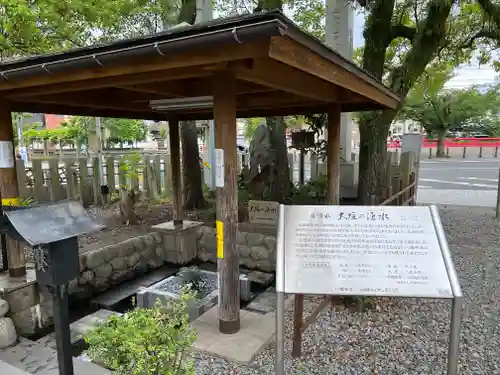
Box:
[291,151,418,358]
[16,155,175,206]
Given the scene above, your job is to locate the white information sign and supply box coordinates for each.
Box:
[0,141,14,168]
[277,205,453,298]
[214,148,224,188]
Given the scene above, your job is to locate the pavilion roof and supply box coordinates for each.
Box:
[0,11,401,121]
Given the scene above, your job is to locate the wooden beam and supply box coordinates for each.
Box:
[232,58,338,103]
[6,66,214,98]
[268,36,400,110]
[168,119,183,224]
[327,105,341,204]
[11,102,164,120]
[16,95,152,112]
[119,78,275,98]
[237,91,316,108]
[213,70,240,334]
[0,105,25,277]
[0,40,271,91]
[26,88,166,104]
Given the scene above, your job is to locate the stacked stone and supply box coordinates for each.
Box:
[197,227,277,272]
[71,233,165,297]
[0,298,17,348]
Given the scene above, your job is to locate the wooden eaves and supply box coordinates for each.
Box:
[0,11,401,121]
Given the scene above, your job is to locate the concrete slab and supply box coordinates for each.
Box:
[70,309,121,340]
[0,359,31,374]
[90,267,177,309]
[192,306,276,363]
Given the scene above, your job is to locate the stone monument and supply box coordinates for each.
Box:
[245,124,276,198]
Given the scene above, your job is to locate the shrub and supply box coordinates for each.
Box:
[84,289,197,375]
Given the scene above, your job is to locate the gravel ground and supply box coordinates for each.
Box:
[191,205,500,374]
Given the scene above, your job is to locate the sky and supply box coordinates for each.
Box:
[351,13,498,90]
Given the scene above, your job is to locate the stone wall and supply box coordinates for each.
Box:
[197,226,277,272]
[3,231,184,336]
[3,224,276,335]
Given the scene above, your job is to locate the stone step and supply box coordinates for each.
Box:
[90,266,177,309]
[36,309,122,350]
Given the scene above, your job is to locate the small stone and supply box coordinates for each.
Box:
[248,271,274,285]
[237,245,251,259]
[93,263,113,279]
[78,270,95,285]
[0,299,9,317]
[92,277,109,290]
[110,256,128,271]
[250,245,268,260]
[117,239,135,257]
[263,236,276,251]
[102,245,118,262]
[132,237,145,251]
[140,247,154,262]
[237,231,247,245]
[144,234,155,249]
[254,260,273,272]
[127,252,141,267]
[0,317,17,348]
[148,258,164,269]
[151,232,162,245]
[246,233,264,247]
[85,249,105,269]
[200,232,216,252]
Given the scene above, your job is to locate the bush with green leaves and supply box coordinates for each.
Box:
[84,289,197,375]
[290,174,328,204]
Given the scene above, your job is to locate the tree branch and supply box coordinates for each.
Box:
[391,24,417,42]
[460,29,500,49]
[477,0,500,28]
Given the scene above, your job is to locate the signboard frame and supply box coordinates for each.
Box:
[275,204,462,375]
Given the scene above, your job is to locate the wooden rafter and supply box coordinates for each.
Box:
[268,36,400,109]
[231,58,337,103]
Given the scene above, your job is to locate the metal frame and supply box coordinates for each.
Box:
[275,204,462,375]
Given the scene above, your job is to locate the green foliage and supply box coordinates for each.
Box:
[400,86,496,138]
[118,152,143,189]
[0,0,159,60]
[104,118,148,146]
[84,288,197,375]
[243,116,304,140]
[290,174,328,204]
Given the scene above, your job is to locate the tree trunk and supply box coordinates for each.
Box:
[174,0,204,210]
[357,111,395,204]
[266,116,291,202]
[436,131,446,157]
[181,120,206,209]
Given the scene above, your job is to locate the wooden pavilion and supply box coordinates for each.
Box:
[0,11,400,333]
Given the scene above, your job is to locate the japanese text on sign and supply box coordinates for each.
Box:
[279,206,453,299]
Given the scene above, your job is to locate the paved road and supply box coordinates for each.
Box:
[416,159,500,207]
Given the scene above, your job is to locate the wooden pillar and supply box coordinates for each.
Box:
[213,71,240,334]
[326,106,341,205]
[168,118,183,224]
[0,106,25,277]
